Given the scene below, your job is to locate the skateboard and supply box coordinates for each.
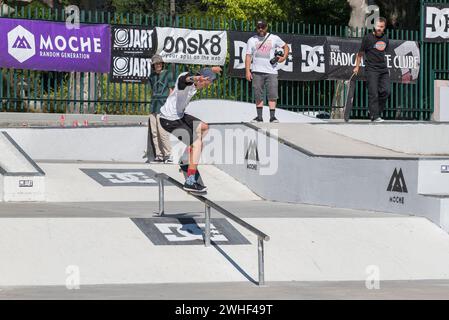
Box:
[344,72,357,122]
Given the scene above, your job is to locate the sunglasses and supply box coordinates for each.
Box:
[257,25,267,29]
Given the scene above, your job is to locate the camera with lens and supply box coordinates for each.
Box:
[270,50,284,65]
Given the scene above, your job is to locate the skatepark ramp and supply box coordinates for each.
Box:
[0,131,45,202]
[3,117,449,291]
[154,172,269,286]
[207,122,449,233]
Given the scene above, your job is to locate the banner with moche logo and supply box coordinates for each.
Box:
[154,27,227,66]
[0,18,110,73]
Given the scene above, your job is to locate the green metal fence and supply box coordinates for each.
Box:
[0,0,448,120]
[419,0,449,120]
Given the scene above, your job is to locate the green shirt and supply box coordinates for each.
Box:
[149,69,175,113]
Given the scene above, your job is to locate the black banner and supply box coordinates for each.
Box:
[110,25,156,83]
[424,4,449,43]
[229,31,420,83]
[327,37,420,83]
[229,31,327,81]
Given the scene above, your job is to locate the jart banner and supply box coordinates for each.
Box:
[229,31,420,83]
[424,4,449,42]
[110,25,155,83]
[155,27,227,66]
[0,18,110,73]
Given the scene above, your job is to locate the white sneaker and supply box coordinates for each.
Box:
[373,117,384,123]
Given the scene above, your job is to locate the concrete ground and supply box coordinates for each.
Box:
[2,280,449,300]
[0,200,405,219]
[1,200,449,299]
[255,123,419,158]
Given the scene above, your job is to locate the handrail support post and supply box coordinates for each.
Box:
[158,175,165,216]
[205,204,211,247]
[258,237,265,286]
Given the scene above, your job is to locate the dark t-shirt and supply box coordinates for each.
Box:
[149,69,175,113]
[359,33,389,72]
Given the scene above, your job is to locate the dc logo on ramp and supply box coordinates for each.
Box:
[425,6,449,41]
[155,223,228,242]
[132,218,250,246]
[7,25,36,63]
[301,45,325,73]
[387,168,408,193]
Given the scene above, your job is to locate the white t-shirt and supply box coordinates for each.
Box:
[160,72,197,121]
[246,34,286,74]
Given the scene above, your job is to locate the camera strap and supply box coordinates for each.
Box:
[251,33,272,64]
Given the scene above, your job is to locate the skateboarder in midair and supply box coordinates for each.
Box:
[159,66,222,193]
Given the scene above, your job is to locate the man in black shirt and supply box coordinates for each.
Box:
[354,17,390,122]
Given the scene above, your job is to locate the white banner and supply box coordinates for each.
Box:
[155,27,227,65]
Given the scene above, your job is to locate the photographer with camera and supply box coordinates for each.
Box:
[245,19,289,123]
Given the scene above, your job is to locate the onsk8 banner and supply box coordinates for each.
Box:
[154,27,227,66]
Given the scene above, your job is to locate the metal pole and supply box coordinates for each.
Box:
[170,0,176,26]
[158,176,165,216]
[258,237,265,286]
[205,204,211,247]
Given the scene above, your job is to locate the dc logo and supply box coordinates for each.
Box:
[394,41,420,80]
[7,25,35,63]
[98,171,155,184]
[425,7,449,40]
[155,223,228,242]
[112,57,130,76]
[233,41,247,69]
[301,45,325,73]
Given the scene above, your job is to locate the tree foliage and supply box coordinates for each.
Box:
[10,0,422,30]
[200,0,286,22]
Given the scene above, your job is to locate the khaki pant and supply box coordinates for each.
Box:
[149,113,171,157]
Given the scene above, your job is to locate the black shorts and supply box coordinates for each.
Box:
[159,114,202,146]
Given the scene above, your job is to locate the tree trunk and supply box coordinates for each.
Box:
[0,1,14,16]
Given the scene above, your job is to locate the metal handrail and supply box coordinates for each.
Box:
[154,172,269,286]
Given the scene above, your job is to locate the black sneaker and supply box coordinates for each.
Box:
[251,116,263,123]
[163,156,173,164]
[269,116,279,123]
[183,182,208,193]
